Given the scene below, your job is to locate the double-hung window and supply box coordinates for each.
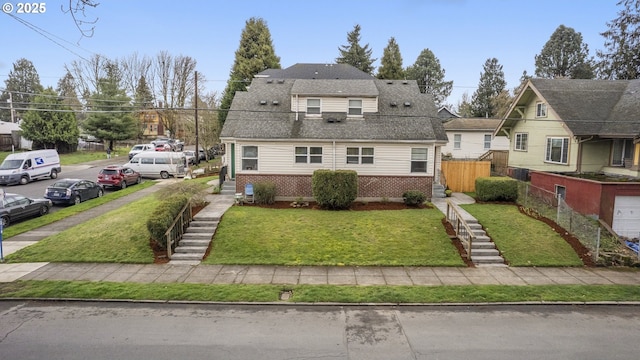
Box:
[545,137,569,164]
[484,134,492,150]
[306,99,321,115]
[242,145,258,170]
[411,148,428,173]
[536,102,547,117]
[346,147,374,164]
[348,99,362,116]
[295,146,323,164]
[515,133,528,151]
[453,134,461,149]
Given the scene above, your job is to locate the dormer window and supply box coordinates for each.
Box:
[307,99,321,115]
[536,102,547,118]
[348,99,362,116]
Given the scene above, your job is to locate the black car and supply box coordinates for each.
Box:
[0,193,52,227]
[44,179,104,205]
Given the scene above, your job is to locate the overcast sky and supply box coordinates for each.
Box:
[1,0,622,107]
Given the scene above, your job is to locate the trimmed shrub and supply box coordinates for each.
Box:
[254,181,276,205]
[312,169,358,210]
[146,193,191,249]
[402,190,426,206]
[475,176,518,202]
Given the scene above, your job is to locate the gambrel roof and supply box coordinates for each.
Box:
[500,78,640,138]
[220,77,447,143]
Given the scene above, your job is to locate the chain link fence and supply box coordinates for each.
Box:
[517,181,621,263]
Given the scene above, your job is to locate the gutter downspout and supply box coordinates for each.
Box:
[332,140,336,171]
[295,94,299,121]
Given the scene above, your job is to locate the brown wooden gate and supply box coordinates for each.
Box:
[441,160,491,192]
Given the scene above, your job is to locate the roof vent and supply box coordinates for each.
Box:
[260,100,267,105]
[386,80,393,84]
[272,100,279,105]
[327,117,338,123]
[277,79,285,84]
[390,101,397,107]
[404,102,411,107]
[402,80,409,85]
[266,79,273,84]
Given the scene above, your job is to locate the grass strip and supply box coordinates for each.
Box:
[1,280,639,303]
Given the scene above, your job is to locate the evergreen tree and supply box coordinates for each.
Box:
[405,48,453,106]
[470,58,507,118]
[0,58,44,122]
[456,92,474,118]
[133,75,155,139]
[83,65,137,149]
[377,37,405,79]
[535,25,594,79]
[336,24,376,75]
[218,17,281,125]
[21,88,79,153]
[597,0,640,79]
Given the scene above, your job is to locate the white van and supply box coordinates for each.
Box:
[0,149,61,185]
[125,151,186,179]
[128,143,155,159]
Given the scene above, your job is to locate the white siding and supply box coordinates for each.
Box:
[291,96,378,114]
[230,141,437,176]
[442,131,509,159]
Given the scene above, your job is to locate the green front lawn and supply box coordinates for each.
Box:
[462,203,584,266]
[204,206,464,266]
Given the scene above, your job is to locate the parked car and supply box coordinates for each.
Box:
[0,193,52,227]
[128,144,154,159]
[97,165,142,189]
[198,149,207,161]
[44,179,104,205]
[183,150,197,165]
[154,142,173,151]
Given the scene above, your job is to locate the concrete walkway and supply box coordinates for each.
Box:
[1,188,639,287]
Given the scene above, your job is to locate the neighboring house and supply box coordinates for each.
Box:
[220,63,448,200]
[437,105,460,121]
[0,120,31,150]
[441,118,509,160]
[138,109,164,138]
[495,78,640,237]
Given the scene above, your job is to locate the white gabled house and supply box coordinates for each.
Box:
[219,63,449,200]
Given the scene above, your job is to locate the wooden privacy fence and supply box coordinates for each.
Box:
[441,160,491,192]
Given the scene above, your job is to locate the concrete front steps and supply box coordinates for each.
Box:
[466,221,506,267]
[169,216,219,265]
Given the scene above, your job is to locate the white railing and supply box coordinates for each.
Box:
[445,199,476,260]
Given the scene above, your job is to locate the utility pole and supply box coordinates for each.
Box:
[8,92,15,123]
[194,71,199,166]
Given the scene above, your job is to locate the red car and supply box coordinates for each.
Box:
[97,166,142,190]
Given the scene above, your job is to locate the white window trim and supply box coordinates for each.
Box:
[514,133,528,151]
[347,98,363,117]
[484,134,492,150]
[241,145,259,171]
[536,102,547,118]
[410,148,428,173]
[306,98,321,116]
[346,147,374,165]
[545,137,569,164]
[453,134,462,150]
[295,146,323,164]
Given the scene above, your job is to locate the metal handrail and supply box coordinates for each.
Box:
[445,199,475,260]
[164,200,193,259]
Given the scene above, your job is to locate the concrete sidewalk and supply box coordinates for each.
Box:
[1,189,639,287]
[3,262,640,286]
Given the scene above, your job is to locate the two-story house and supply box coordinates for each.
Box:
[442,118,509,160]
[219,63,448,201]
[495,78,640,238]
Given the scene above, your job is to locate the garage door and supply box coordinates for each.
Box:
[612,196,640,238]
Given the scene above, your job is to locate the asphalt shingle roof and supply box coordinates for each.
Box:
[257,63,374,80]
[529,78,640,137]
[220,77,446,142]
